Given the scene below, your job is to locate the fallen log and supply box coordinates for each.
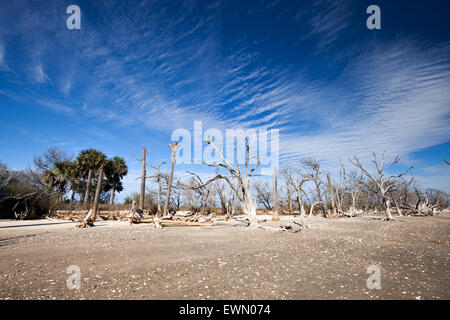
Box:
[159,220,213,227]
[129,216,214,228]
[130,218,154,224]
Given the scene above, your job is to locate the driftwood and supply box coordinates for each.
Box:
[403,199,439,216]
[338,208,363,217]
[130,214,214,228]
[55,209,130,215]
[51,206,304,232]
[50,210,130,222]
[159,220,213,227]
[76,209,94,228]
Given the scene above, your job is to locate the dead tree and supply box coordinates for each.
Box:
[424,188,448,211]
[185,172,215,215]
[283,166,313,219]
[183,181,201,213]
[133,150,168,216]
[307,201,322,228]
[226,192,238,219]
[171,180,184,212]
[194,136,263,229]
[215,180,228,215]
[346,167,363,215]
[331,164,362,217]
[333,166,345,214]
[216,179,238,219]
[134,148,170,215]
[407,182,439,215]
[10,192,37,220]
[389,177,413,216]
[162,142,179,217]
[139,147,146,211]
[303,159,326,217]
[349,153,412,221]
[398,176,414,213]
[272,166,279,221]
[332,168,362,217]
[146,162,167,216]
[285,179,293,215]
[326,173,338,218]
[254,180,272,210]
[132,147,148,212]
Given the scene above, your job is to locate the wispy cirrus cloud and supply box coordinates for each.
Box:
[38,99,73,114]
[0,0,449,196]
[279,39,450,168]
[34,64,50,83]
[311,1,351,40]
[0,42,7,70]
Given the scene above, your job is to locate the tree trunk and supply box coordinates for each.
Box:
[84,168,93,204]
[300,200,306,218]
[272,166,279,221]
[109,186,115,205]
[287,184,293,215]
[157,177,161,216]
[396,204,403,216]
[139,147,146,211]
[163,144,177,217]
[314,180,326,217]
[385,199,394,220]
[307,201,322,227]
[294,191,306,218]
[393,198,402,216]
[351,192,357,212]
[242,180,258,228]
[91,166,104,222]
[327,173,338,218]
[69,189,75,211]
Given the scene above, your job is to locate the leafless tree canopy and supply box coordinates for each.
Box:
[1,146,448,228]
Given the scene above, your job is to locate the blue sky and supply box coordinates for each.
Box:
[0,0,449,200]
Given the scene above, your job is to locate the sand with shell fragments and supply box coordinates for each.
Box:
[0,213,449,300]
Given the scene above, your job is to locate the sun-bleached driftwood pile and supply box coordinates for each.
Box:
[47,208,305,232]
[129,210,216,229]
[48,208,218,229]
[49,210,130,221]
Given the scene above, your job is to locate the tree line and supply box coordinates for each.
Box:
[126,140,449,229]
[0,148,127,219]
[0,142,448,225]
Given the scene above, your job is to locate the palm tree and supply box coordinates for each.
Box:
[43,169,57,190]
[76,149,107,204]
[53,161,73,201]
[105,156,128,205]
[64,161,83,210]
[42,161,73,210]
[91,155,108,222]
